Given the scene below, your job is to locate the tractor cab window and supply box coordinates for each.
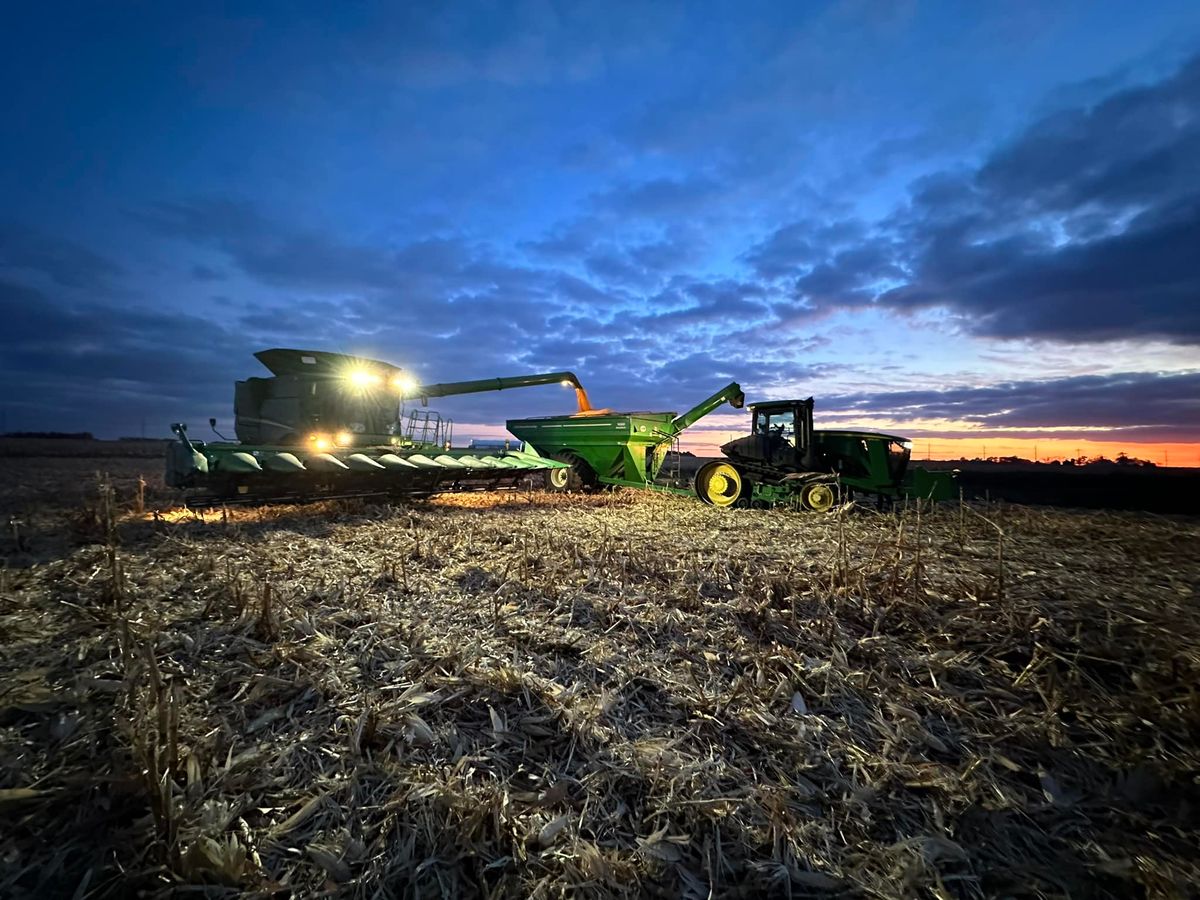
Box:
[764,411,795,446]
[887,439,912,482]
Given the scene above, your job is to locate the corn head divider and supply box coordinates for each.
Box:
[166,349,575,503]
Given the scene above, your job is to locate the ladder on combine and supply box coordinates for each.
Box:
[405,409,452,449]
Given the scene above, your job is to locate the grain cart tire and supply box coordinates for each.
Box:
[547,451,596,492]
[695,460,744,507]
[800,481,838,513]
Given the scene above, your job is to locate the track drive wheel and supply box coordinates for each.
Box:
[546,451,596,492]
[800,481,838,512]
[695,461,744,507]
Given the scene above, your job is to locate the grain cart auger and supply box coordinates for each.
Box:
[165,348,580,503]
[506,388,955,510]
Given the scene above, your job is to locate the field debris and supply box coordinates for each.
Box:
[1,457,1198,898]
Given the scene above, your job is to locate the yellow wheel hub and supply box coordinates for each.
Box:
[803,482,836,512]
[549,467,569,488]
[699,462,742,507]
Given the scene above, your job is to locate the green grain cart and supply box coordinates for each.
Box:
[507,385,954,509]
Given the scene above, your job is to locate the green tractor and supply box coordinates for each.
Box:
[694,397,953,509]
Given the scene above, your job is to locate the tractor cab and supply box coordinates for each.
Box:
[721,398,819,472]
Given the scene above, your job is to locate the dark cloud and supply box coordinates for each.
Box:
[882,196,1200,341]
[825,371,1200,441]
[657,352,797,390]
[138,199,405,293]
[579,232,704,289]
[637,278,771,328]
[0,224,123,291]
[763,53,1200,345]
[0,276,247,434]
[593,176,723,217]
[190,263,226,282]
[742,219,865,280]
[976,58,1200,215]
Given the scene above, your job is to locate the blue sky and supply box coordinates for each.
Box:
[2,1,1198,455]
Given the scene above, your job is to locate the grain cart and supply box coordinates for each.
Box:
[507,387,954,509]
[166,348,584,502]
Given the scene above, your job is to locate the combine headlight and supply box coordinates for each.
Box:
[310,433,331,451]
[335,431,353,447]
[560,379,573,388]
[392,374,418,395]
[346,369,382,389]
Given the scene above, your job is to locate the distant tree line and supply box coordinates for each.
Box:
[959,453,1157,468]
[2,431,95,440]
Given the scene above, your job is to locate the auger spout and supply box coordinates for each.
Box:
[670,382,745,434]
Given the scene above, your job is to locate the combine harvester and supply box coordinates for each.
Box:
[508,386,954,509]
[166,349,585,503]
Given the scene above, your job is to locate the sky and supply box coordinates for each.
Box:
[2,1,1199,462]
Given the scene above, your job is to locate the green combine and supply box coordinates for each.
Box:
[507,386,954,509]
[166,349,580,502]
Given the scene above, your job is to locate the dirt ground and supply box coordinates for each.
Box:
[1,455,1198,898]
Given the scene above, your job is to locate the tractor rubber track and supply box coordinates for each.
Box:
[727,458,833,487]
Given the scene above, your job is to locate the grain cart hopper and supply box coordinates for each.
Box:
[166,348,582,502]
[506,387,954,509]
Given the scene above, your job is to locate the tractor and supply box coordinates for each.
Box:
[694,397,951,509]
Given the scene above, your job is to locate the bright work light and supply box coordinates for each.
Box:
[346,369,382,388]
[392,373,418,395]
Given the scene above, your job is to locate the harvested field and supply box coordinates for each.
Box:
[2,457,1199,898]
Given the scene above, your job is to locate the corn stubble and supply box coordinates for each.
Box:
[0,465,1198,898]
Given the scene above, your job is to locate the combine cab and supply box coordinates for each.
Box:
[166,349,577,503]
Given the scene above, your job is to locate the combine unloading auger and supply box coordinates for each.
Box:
[166,349,582,502]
